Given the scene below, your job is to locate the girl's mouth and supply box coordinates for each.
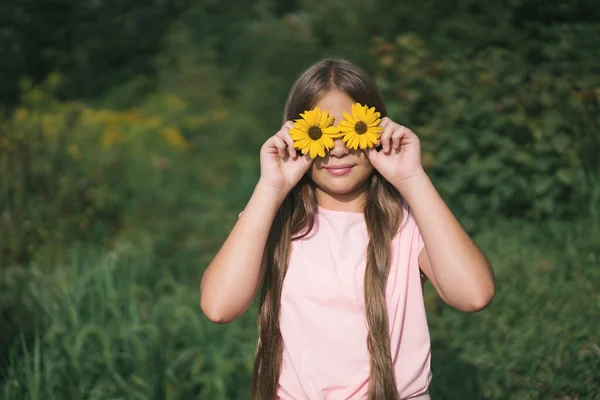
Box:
[324,164,355,176]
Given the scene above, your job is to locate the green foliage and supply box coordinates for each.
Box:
[166,0,600,228]
[425,216,600,399]
[2,241,256,400]
[0,0,191,106]
[2,0,600,398]
[0,74,194,268]
[372,31,599,229]
[2,217,599,399]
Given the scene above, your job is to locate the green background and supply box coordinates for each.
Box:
[1,0,599,398]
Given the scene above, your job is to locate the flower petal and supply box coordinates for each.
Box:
[316,141,326,158]
[368,132,381,143]
[320,135,334,149]
[323,126,342,136]
[345,134,357,150]
[338,120,355,129]
[290,129,308,141]
[368,118,382,128]
[309,142,318,159]
[365,111,380,125]
[319,110,329,127]
[360,135,369,149]
[340,111,356,125]
[295,119,310,130]
[351,103,361,120]
[303,110,316,126]
[367,126,383,135]
[294,137,311,149]
[355,104,366,120]
[365,134,377,147]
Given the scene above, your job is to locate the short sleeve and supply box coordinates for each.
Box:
[414,215,425,256]
[402,203,425,257]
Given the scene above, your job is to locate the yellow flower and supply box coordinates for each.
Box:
[147,116,163,129]
[160,127,186,148]
[102,129,120,148]
[289,107,341,158]
[339,103,383,150]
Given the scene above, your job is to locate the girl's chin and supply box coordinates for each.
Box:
[314,179,367,196]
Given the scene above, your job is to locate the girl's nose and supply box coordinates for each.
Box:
[329,137,349,158]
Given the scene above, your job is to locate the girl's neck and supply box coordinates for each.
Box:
[314,186,367,213]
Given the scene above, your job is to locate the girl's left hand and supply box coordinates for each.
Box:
[365,117,425,188]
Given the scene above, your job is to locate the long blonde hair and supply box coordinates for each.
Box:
[251,58,405,400]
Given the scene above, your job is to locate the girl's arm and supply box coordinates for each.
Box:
[397,170,495,312]
[200,182,286,323]
[201,121,310,323]
[366,118,495,313]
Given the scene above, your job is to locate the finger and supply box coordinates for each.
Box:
[391,126,406,150]
[273,135,287,158]
[300,152,314,169]
[278,129,297,159]
[282,120,295,130]
[282,121,299,158]
[380,123,394,153]
[364,147,378,166]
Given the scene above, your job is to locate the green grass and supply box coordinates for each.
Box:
[2,214,598,399]
[1,240,256,400]
[427,217,600,399]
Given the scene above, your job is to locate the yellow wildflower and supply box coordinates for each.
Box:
[339,103,383,150]
[289,107,341,159]
[160,127,186,148]
[102,129,120,148]
[147,116,163,129]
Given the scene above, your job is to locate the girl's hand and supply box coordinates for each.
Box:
[258,121,313,195]
[365,117,425,189]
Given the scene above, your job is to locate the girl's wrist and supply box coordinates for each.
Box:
[392,168,429,198]
[255,179,290,205]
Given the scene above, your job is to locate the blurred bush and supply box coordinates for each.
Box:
[0,0,191,106]
[2,217,598,399]
[1,0,599,398]
[371,32,600,229]
[1,240,257,400]
[0,74,193,268]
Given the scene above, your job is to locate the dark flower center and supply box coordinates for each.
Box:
[308,126,323,140]
[355,121,368,134]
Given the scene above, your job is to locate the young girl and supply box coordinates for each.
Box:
[200,58,495,400]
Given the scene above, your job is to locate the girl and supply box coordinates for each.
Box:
[200,58,495,400]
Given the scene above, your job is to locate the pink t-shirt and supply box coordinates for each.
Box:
[277,204,432,400]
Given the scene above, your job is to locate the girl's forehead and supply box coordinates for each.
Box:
[314,91,354,124]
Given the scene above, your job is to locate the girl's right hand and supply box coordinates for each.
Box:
[258,121,313,195]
